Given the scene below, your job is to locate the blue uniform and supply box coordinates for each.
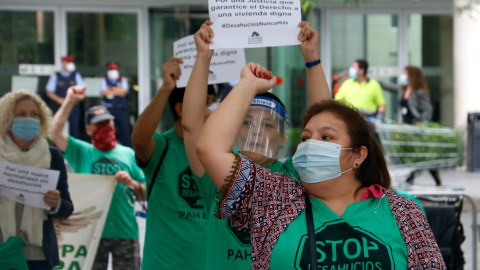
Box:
[45,71,85,139]
[100,76,132,148]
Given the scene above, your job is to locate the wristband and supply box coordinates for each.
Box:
[305,59,321,68]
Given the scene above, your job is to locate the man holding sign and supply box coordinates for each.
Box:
[49,86,146,270]
[0,90,73,269]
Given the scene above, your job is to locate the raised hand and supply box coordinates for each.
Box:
[240,63,276,95]
[161,57,183,91]
[194,20,214,54]
[66,85,86,103]
[298,21,320,62]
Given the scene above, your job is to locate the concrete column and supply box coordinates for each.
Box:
[454,0,480,128]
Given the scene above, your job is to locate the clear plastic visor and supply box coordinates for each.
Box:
[235,107,289,159]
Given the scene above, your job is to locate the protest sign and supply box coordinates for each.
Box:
[208,0,302,49]
[174,35,246,88]
[0,160,59,210]
[54,173,116,270]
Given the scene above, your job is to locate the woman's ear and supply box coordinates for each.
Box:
[353,145,368,168]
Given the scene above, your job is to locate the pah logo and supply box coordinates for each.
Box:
[294,220,394,270]
[92,158,123,175]
[179,167,204,208]
[248,31,263,45]
[208,70,217,81]
[16,193,25,203]
[225,219,251,246]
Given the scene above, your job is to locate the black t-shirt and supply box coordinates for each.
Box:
[400,98,415,124]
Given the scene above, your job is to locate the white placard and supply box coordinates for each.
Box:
[55,173,116,270]
[208,0,302,49]
[0,160,59,210]
[174,35,246,88]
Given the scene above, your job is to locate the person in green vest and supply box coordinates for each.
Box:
[196,62,445,269]
[131,57,210,270]
[182,20,331,269]
[49,86,146,270]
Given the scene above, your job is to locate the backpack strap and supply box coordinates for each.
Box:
[305,196,318,270]
[147,138,169,201]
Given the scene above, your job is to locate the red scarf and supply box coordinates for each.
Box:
[92,124,116,151]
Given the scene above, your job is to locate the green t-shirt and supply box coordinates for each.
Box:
[335,78,386,113]
[195,158,298,270]
[270,194,408,269]
[140,129,208,270]
[63,136,145,239]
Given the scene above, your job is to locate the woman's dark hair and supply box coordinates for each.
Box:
[404,66,431,99]
[302,100,391,189]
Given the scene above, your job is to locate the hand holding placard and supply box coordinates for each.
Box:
[208,0,302,49]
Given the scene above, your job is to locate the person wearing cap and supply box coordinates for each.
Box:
[100,61,132,148]
[49,85,145,270]
[180,20,330,270]
[45,54,86,139]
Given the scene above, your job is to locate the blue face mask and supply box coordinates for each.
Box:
[399,74,408,86]
[292,140,353,184]
[11,117,40,141]
[348,67,358,79]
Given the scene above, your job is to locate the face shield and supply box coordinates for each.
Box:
[235,96,289,159]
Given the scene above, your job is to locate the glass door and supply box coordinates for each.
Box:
[330,13,399,121]
[63,11,138,140]
[0,10,55,96]
[408,14,453,125]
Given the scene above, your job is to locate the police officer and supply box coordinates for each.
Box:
[45,54,85,139]
[100,61,132,148]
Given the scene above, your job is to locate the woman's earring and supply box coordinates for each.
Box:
[355,162,359,167]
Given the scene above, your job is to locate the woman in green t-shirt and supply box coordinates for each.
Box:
[197,63,446,270]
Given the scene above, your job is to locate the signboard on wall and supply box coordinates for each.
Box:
[19,64,55,76]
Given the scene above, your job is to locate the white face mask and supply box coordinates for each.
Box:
[107,70,120,81]
[399,74,408,86]
[348,67,358,79]
[292,140,353,184]
[66,62,76,72]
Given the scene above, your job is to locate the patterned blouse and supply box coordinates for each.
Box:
[215,154,446,270]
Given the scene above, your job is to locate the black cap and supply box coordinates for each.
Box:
[84,106,115,125]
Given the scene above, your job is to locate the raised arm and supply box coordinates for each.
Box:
[132,57,183,163]
[298,21,331,104]
[49,85,86,152]
[197,63,276,189]
[182,21,214,177]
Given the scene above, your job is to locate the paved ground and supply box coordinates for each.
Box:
[130,168,480,269]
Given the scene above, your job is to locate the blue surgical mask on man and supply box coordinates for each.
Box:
[11,117,40,141]
[348,67,358,79]
[292,139,353,183]
[399,74,408,86]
